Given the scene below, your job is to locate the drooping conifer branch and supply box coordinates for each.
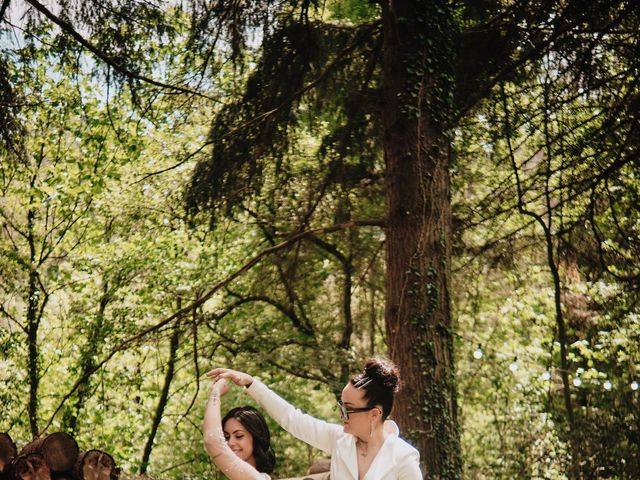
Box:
[24,0,219,102]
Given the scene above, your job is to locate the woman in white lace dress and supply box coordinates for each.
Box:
[204,379,275,479]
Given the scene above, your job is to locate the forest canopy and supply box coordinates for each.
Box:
[1,1,639,479]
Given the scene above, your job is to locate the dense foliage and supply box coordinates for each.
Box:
[1,1,638,479]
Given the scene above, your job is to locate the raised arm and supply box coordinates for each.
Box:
[208,368,341,454]
[203,379,265,480]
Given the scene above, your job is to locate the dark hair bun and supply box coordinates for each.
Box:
[364,357,401,393]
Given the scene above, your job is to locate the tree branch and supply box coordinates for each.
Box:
[41,218,384,431]
[24,0,218,102]
[0,0,10,22]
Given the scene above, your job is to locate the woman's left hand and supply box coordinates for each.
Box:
[211,378,230,397]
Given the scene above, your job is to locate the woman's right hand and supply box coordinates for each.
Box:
[206,368,254,388]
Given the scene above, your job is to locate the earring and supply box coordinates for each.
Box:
[369,420,373,439]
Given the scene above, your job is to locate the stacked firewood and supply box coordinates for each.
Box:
[0,432,118,480]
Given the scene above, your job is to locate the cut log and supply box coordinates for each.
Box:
[20,433,79,473]
[72,450,116,480]
[0,432,18,474]
[110,466,120,480]
[10,453,52,480]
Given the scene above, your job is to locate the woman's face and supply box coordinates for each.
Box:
[340,383,377,438]
[223,418,255,467]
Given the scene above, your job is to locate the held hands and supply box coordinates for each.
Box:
[206,368,254,388]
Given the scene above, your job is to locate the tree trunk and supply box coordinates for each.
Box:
[139,321,181,474]
[26,204,40,439]
[311,237,353,384]
[63,280,111,434]
[382,1,460,477]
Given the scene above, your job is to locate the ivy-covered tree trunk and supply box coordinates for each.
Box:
[27,262,41,438]
[382,1,460,477]
[26,202,43,439]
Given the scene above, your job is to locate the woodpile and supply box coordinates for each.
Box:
[0,432,118,480]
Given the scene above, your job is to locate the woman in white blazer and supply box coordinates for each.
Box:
[208,357,423,480]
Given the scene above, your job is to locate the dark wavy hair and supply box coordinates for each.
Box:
[222,406,276,474]
[351,357,401,420]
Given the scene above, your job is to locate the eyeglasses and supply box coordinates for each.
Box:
[337,400,376,420]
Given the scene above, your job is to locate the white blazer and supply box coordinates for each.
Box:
[246,380,423,480]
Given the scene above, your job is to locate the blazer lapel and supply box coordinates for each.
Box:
[363,437,395,480]
[336,433,359,480]
[363,420,401,480]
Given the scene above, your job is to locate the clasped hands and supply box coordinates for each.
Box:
[207,367,254,396]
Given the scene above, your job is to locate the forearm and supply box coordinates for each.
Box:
[203,390,227,458]
[245,379,340,453]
